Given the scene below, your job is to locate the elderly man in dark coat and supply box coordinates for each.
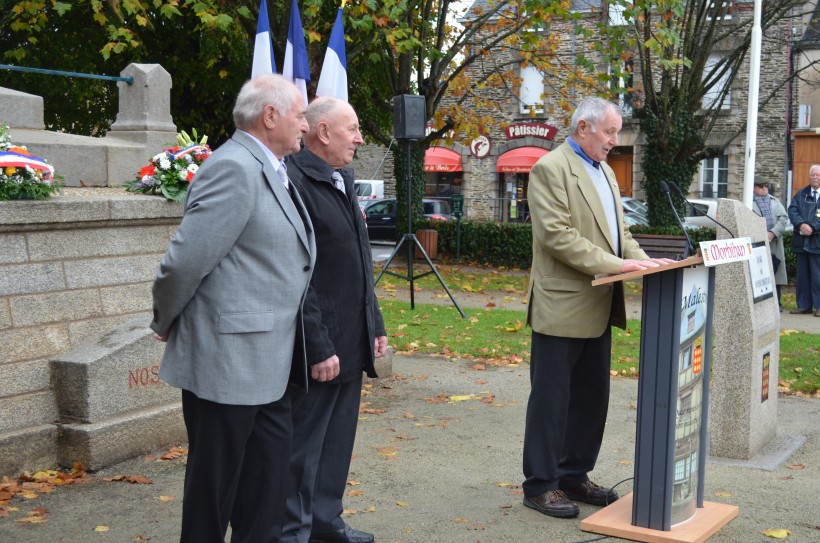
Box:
[282,96,388,543]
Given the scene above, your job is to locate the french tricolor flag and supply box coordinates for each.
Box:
[251,0,277,77]
[315,2,348,102]
[282,0,311,106]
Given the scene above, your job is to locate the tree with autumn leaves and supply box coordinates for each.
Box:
[2,0,817,229]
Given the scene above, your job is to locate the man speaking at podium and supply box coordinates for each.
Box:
[523,96,664,519]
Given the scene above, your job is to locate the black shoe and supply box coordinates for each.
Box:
[790,307,812,314]
[561,480,619,506]
[309,524,375,543]
[523,490,580,518]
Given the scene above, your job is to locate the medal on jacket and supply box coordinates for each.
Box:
[816,209,820,218]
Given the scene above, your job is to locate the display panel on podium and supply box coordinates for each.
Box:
[582,257,738,543]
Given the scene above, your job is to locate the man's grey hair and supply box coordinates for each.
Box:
[306,96,346,130]
[233,74,297,130]
[809,164,820,175]
[569,97,620,136]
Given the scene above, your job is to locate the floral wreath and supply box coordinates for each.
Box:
[124,129,212,202]
[0,123,59,201]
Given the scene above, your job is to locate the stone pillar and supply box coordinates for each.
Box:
[107,63,178,185]
[709,199,780,459]
[110,64,176,133]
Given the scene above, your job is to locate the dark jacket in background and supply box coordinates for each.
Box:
[288,148,384,383]
[788,185,820,255]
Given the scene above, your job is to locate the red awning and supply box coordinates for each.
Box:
[424,147,463,173]
[496,146,549,173]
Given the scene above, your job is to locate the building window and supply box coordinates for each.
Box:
[520,64,544,114]
[609,59,634,117]
[425,172,462,197]
[700,155,728,198]
[703,54,731,110]
[707,1,733,20]
[608,3,627,26]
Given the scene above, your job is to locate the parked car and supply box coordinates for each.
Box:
[683,198,719,229]
[363,198,451,240]
[622,196,649,220]
[354,179,384,200]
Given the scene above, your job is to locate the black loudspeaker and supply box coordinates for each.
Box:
[393,95,426,140]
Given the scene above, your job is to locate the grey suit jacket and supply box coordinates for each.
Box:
[151,130,316,405]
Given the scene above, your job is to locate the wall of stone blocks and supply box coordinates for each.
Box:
[0,191,184,476]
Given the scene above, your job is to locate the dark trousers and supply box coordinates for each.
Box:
[180,389,292,543]
[523,329,612,497]
[794,252,820,310]
[282,375,364,543]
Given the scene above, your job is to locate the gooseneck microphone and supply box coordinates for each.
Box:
[667,182,737,238]
[659,181,694,259]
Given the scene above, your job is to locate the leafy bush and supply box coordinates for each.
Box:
[419,221,797,279]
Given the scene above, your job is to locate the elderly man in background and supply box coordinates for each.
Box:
[788,164,820,316]
[151,74,313,542]
[282,96,388,543]
[524,96,667,519]
[752,178,789,310]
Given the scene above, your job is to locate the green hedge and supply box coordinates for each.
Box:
[419,220,797,278]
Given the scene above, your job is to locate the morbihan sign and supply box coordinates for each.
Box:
[699,237,754,266]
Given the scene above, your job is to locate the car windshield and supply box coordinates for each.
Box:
[424,200,450,214]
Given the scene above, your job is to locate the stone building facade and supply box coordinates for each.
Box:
[419,0,799,221]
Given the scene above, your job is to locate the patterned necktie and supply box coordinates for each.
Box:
[331,171,346,195]
[814,190,818,202]
[278,162,289,188]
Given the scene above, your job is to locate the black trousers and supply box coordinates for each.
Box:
[180,389,293,543]
[281,375,364,543]
[522,329,612,497]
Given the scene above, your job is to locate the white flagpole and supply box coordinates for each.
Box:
[742,0,763,209]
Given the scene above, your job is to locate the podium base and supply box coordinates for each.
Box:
[579,493,739,543]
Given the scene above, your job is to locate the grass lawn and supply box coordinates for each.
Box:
[378,300,819,396]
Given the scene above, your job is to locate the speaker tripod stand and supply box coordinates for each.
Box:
[374,231,465,318]
[373,138,465,318]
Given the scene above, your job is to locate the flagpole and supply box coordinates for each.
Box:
[742,0,762,209]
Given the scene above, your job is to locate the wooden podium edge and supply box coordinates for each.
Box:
[579,493,739,543]
[592,256,704,286]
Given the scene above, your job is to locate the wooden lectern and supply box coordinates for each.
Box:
[581,256,738,543]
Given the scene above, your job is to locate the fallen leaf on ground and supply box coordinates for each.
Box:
[347,480,361,486]
[159,446,188,461]
[347,489,364,497]
[158,496,175,502]
[396,501,410,506]
[469,364,486,371]
[762,528,792,538]
[94,525,110,532]
[104,475,153,484]
[786,464,805,470]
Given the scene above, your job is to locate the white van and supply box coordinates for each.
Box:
[354,180,384,200]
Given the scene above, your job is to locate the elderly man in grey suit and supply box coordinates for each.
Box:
[151,74,314,543]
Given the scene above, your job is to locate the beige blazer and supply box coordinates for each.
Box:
[526,141,647,338]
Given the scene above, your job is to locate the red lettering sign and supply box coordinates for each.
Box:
[128,365,162,389]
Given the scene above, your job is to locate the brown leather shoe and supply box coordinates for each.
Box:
[790,308,812,314]
[523,490,580,518]
[562,480,619,506]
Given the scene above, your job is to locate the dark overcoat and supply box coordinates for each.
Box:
[288,148,384,383]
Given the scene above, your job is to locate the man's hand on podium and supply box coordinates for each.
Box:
[619,258,676,273]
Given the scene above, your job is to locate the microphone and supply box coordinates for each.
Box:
[667,182,737,238]
[659,181,694,259]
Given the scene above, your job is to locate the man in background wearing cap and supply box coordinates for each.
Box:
[752,178,789,310]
